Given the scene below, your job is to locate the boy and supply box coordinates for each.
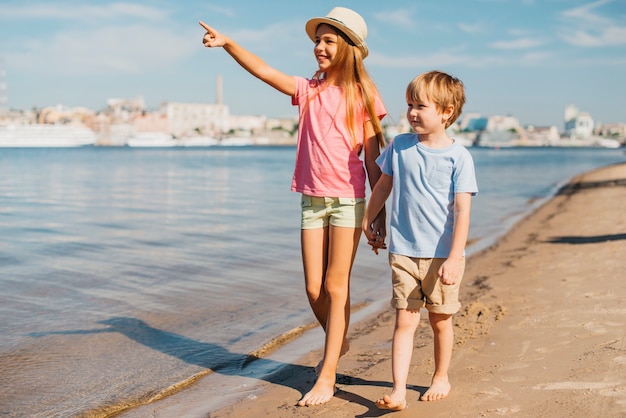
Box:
[362,70,478,410]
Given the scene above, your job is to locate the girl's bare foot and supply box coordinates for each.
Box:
[297,377,337,406]
[375,393,407,410]
[421,378,450,401]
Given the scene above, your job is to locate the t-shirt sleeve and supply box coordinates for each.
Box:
[291,76,308,106]
[453,149,478,195]
[363,94,387,122]
[376,140,394,176]
[374,94,387,121]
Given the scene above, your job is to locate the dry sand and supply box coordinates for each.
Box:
[122,162,626,418]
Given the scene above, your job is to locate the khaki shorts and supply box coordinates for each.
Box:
[388,253,465,315]
[300,195,365,229]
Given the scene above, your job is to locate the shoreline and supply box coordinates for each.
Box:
[117,162,626,418]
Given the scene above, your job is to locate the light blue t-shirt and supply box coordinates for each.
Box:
[377,133,478,258]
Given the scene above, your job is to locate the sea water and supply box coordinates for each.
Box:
[0,146,624,417]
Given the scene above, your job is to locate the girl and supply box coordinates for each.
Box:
[200,6,387,406]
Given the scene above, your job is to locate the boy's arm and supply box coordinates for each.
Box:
[439,192,472,285]
[362,173,392,254]
[200,21,296,96]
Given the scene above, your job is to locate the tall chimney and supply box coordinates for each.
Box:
[0,58,7,111]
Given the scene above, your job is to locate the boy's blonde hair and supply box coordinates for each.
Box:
[406,71,465,128]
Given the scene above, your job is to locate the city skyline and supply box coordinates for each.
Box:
[0,0,625,127]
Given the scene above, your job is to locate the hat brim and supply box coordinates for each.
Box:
[305,17,369,58]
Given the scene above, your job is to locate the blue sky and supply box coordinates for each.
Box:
[1,0,625,127]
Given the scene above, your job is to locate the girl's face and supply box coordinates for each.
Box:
[406,97,446,134]
[313,24,339,72]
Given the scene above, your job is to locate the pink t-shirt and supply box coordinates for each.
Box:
[291,76,387,198]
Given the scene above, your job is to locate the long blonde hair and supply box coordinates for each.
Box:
[311,25,385,150]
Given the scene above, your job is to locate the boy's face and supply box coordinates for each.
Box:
[406,97,445,134]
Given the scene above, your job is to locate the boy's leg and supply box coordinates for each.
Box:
[298,225,360,406]
[422,312,453,401]
[376,308,420,410]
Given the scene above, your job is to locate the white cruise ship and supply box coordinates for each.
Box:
[0,124,97,147]
[126,132,178,147]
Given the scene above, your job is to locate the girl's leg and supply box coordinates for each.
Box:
[301,226,350,377]
[298,225,360,406]
[376,308,420,410]
[422,312,453,401]
[301,226,329,330]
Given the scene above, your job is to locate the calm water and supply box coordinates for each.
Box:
[0,146,624,417]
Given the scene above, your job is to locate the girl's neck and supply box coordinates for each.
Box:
[322,71,340,86]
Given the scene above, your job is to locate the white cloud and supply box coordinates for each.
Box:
[491,38,546,49]
[227,21,304,51]
[560,26,626,47]
[369,51,469,68]
[558,0,626,46]
[372,8,416,29]
[519,51,552,64]
[560,0,612,25]
[509,29,531,37]
[10,24,196,75]
[202,5,235,18]
[369,47,553,69]
[0,2,169,21]
[458,22,485,34]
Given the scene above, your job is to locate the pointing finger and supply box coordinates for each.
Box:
[198,21,211,32]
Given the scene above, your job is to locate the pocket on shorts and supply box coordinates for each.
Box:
[338,197,357,206]
[301,194,312,208]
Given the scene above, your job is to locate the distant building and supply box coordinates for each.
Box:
[133,111,169,134]
[380,113,414,143]
[486,115,521,132]
[265,117,297,133]
[596,122,626,138]
[38,104,95,127]
[164,101,229,138]
[107,97,145,123]
[460,113,521,133]
[459,112,484,131]
[0,108,36,126]
[525,125,560,145]
[227,114,265,135]
[564,104,594,138]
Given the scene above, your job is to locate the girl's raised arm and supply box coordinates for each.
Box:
[199,21,296,97]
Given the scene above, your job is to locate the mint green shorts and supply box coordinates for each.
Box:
[300,195,365,229]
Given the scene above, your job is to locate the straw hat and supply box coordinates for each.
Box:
[305,7,369,58]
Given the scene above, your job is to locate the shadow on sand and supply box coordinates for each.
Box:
[556,176,626,196]
[30,317,402,415]
[546,233,626,244]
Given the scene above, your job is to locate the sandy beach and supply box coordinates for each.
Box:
[119,161,626,418]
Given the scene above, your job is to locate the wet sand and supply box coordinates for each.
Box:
[119,162,626,418]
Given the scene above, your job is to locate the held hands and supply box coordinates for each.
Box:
[362,212,387,255]
[199,21,227,48]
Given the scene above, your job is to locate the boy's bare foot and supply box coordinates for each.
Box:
[297,378,337,406]
[375,393,407,411]
[315,338,350,375]
[421,378,450,401]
